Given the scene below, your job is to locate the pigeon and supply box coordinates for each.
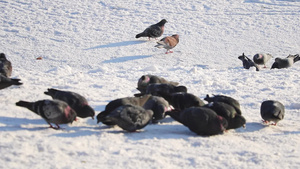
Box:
[136,74,179,95]
[135,19,167,40]
[205,101,246,129]
[16,99,77,129]
[155,34,179,54]
[142,96,172,123]
[44,88,95,119]
[167,107,228,136]
[204,94,242,115]
[260,100,285,125]
[238,53,259,71]
[271,54,300,69]
[104,105,154,132]
[0,53,12,77]
[0,74,22,90]
[141,83,187,97]
[159,92,205,111]
[97,95,152,125]
[253,53,273,68]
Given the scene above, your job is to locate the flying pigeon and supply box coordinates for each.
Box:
[142,96,172,123]
[253,53,273,68]
[238,53,259,71]
[44,88,95,119]
[0,53,12,77]
[205,101,246,129]
[135,19,167,40]
[271,54,300,69]
[16,99,77,129]
[204,94,242,115]
[0,74,22,90]
[260,100,285,125]
[104,105,154,132]
[166,107,228,136]
[155,34,179,54]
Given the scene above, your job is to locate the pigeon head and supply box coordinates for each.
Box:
[227,115,246,129]
[175,86,188,93]
[0,53,6,60]
[79,105,95,119]
[157,19,167,26]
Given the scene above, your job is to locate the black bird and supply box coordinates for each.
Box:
[142,96,171,123]
[0,74,22,90]
[135,19,167,40]
[44,88,95,119]
[104,105,154,132]
[260,100,285,125]
[0,53,12,77]
[238,53,259,71]
[271,54,300,69]
[16,99,77,129]
[204,94,242,115]
[167,107,228,136]
[144,83,187,97]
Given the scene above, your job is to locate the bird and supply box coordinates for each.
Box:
[136,74,179,95]
[135,19,167,40]
[166,107,228,136]
[104,105,154,132]
[97,95,152,125]
[253,53,273,68]
[44,88,95,119]
[271,54,300,69]
[260,100,285,125]
[205,101,246,129]
[204,94,242,115]
[0,53,12,78]
[238,53,259,71]
[16,99,77,129]
[155,34,179,54]
[144,83,187,97]
[142,96,172,123]
[0,74,22,90]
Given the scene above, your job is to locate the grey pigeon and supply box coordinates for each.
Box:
[166,107,228,136]
[16,99,77,129]
[135,19,167,40]
[205,102,246,129]
[204,94,242,115]
[155,34,179,54]
[97,95,152,125]
[271,54,300,69]
[238,53,259,71]
[141,83,187,97]
[142,96,171,123]
[0,74,22,90]
[0,53,12,77]
[44,88,95,119]
[260,100,285,125]
[253,53,273,68]
[104,105,154,132]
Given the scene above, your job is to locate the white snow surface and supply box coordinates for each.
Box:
[1,0,300,168]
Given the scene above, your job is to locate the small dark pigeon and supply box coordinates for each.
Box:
[271,54,300,69]
[0,74,22,90]
[135,19,167,40]
[204,94,242,115]
[104,105,154,132]
[167,107,228,136]
[160,92,205,111]
[136,74,179,95]
[97,95,152,125]
[253,53,273,68]
[238,53,259,71]
[0,53,12,77]
[155,34,179,54]
[16,99,77,129]
[44,88,95,119]
[260,100,285,125]
[144,83,187,97]
[142,96,171,123]
[205,102,246,129]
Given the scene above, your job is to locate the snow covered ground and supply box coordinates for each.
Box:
[1,0,300,168]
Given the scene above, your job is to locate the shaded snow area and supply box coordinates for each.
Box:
[1,0,300,168]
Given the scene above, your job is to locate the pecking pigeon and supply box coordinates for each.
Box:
[204,94,242,115]
[144,83,187,97]
[260,100,285,125]
[0,74,22,90]
[238,53,259,71]
[135,19,167,40]
[142,96,172,123]
[0,53,12,78]
[271,54,300,69]
[155,34,179,54]
[253,53,273,68]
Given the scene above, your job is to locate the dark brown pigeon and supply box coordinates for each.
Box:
[253,53,273,68]
[16,99,77,129]
[104,105,154,132]
[135,19,167,40]
[155,34,179,54]
[167,107,228,136]
[238,53,259,71]
[0,53,12,77]
[204,94,242,115]
[44,88,95,119]
[271,54,300,69]
[0,74,22,90]
[260,100,285,125]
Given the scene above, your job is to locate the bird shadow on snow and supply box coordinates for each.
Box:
[83,40,148,50]
[0,116,50,131]
[238,122,269,133]
[102,55,152,63]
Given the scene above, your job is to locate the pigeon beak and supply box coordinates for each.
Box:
[243,124,246,128]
